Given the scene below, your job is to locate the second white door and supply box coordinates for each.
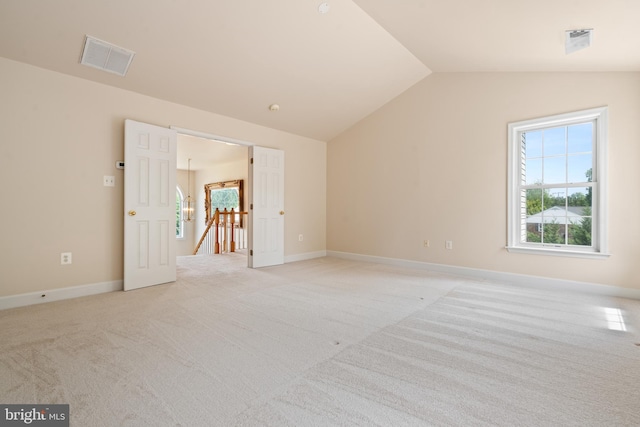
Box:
[248,146,284,268]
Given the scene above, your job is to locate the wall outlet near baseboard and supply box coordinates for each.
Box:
[424,240,430,247]
[445,240,453,250]
[61,252,72,265]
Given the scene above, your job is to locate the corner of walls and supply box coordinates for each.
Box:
[326,72,640,291]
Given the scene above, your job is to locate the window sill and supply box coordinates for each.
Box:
[506,246,611,259]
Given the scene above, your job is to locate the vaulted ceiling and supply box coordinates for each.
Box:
[1,0,638,142]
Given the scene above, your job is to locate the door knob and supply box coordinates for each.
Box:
[279,211,285,215]
[128,210,137,216]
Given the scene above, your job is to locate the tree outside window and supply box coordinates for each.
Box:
[507,107,608,258]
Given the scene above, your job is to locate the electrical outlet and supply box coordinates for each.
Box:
[61,252,72,265]
[423,240,430,247]
[445,240,453,250]
[298,234,304,242]
[103,175,115,187]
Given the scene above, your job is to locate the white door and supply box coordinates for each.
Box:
[124,120,177,290]
[248,146,284,268]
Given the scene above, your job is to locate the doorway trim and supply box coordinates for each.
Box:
[170,126,255,148]
[172,126,257,267]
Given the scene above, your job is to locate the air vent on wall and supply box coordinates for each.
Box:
[80,35,135,76]
[565,29,593,54]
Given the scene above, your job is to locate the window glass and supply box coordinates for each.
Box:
[508,107,607,257]
[176,187,184,238]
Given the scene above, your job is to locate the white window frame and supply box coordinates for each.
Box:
[507,107,609,258]
[176,186,185,239]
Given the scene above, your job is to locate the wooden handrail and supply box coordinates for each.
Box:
[193,208,248,255]
[192,209,218,255]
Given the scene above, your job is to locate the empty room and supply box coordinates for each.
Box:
[1,1,639,426]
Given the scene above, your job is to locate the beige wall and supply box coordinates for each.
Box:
[0,57,326,298]
[328,72,640,291]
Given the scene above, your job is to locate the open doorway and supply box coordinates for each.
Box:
[176,133,249,259]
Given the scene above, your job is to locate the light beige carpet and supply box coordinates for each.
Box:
[1,255,639,426]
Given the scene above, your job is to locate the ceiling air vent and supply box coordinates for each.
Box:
[80,35,135,76]
[565,29,593,54]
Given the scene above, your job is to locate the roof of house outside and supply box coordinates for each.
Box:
[526,206,589,224]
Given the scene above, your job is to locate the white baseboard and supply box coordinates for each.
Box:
[4,251,636,310]
[285,250,327,264]
[0,251,323,311]
[0,280,123,311]
[327,251,640,300]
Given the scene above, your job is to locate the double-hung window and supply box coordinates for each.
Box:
[507,107,609,258]
[176,186,185,239]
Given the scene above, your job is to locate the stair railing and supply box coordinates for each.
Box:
[193,208,248,255]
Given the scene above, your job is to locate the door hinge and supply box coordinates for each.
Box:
[250,250,253,256]
[250,203,253,210]
[250,158,253,164]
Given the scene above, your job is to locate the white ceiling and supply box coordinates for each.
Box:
[355,0,640,72]
[1,0,638,142]
[176,134,247,171]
